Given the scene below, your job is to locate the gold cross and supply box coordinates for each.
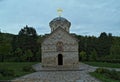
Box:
[57,8,63,17]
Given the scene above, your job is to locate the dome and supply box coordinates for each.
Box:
[51,17,69,22]
[49,17,71,29]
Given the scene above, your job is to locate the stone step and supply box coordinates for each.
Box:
[12,79,98,82]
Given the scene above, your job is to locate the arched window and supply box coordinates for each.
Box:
[56,41,64,52]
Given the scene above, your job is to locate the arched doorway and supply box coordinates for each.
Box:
[58,54,63,65]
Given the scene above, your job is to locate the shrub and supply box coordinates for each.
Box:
[89,49,97,61]
[106,70,120,80]
[80,51,87,61]
[22,66,35,72]
[0,68,3,73]
[97,59,120,63]
[95,68,110,74]
[0,73,2,77]
[95,68,120,80]
[0,68,15,76]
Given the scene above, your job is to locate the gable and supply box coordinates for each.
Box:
[42,27,78,45]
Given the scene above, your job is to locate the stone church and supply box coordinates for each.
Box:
[41,16,79,67]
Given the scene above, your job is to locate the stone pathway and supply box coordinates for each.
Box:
[12,63,120,82]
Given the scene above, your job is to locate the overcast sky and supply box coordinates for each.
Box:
[0,0,120,36]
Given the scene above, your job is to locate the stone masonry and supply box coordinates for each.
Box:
[41,17,79,67]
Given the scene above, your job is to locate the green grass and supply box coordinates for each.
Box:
[89,72,120,82]
[84,62,120,68]
[0,62,37,80]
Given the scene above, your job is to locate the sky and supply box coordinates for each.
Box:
[0,0,120,36]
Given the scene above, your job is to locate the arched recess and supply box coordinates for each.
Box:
[58,54,63,65]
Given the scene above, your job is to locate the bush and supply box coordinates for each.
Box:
[95,68,110,74]
[89,49,97,61]
[106,70,120,80]
[80,51,87,61]
[0,68,15,76]
[95,68,120,80]
[22,66,35,72]
[0,73,2,77]
[97,59,120,63]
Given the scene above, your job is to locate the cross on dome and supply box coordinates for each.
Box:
[57,8,63,17]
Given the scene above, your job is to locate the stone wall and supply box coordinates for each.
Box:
[42,28,79,67]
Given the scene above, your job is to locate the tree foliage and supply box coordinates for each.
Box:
[90,49,97,61]
[0,27,119,63]
[80,51,87,61]
[0,33,12,62]
[109,37,120,59]
[11,25,40,62]
[97,32,113,56]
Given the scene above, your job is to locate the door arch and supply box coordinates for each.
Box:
[58,54,63,65]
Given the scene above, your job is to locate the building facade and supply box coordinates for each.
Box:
[41,17,79,67]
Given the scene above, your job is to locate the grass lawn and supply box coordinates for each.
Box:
[89,72,120,82]
[0,62,38,80]
[84,62,120,68]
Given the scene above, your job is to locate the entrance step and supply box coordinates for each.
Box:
[12,79,99,82]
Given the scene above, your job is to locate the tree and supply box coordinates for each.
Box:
[24,49,33,62]
[18,25,38,52]
[109,37,120,59]
[15,25,39,61]
[89,49,97,61]
[14,48,23,61]
[79,51,87,61]
[18,49,33,62]
[0,34,12,62]
[19,25,37,36]
[97,32,113,56]
[36,49,41,62]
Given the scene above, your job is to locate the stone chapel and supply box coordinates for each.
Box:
[41,16,79,67]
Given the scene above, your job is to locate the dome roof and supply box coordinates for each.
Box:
[51,17,69,22]
[49,17,71,28]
